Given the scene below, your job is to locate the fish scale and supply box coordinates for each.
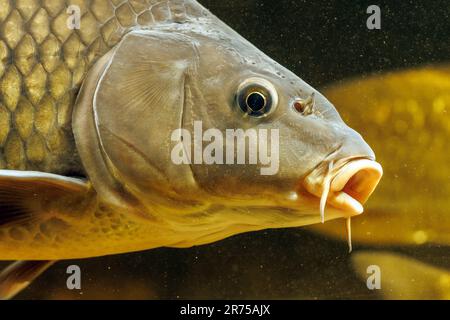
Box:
[0,0,196,174]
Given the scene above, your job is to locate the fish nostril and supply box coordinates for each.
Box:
[292,93,315,115]
[293,100,306,113]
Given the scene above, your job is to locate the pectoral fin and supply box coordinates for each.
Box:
[0,260,56,300]
[0,170,90,226]
[0,171,89,298]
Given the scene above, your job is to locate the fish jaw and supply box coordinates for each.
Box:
[303,158,383,217]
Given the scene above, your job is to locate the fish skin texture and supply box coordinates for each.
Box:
[0,0,202,175]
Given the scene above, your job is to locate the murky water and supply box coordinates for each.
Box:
[5,0,449,300]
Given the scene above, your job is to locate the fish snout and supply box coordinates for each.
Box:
[336,126,376,162]
[323,126,383,214]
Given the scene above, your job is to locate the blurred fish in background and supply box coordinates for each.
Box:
[352,251,450,300]
[310,65,450,246]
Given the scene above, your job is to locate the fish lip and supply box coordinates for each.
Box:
[303,158,383,216]
[328,159,383,215]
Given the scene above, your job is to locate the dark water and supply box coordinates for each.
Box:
[7,0,450,299]
[202,0,449,87]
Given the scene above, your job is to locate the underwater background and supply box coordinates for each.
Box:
[4,0,450,299]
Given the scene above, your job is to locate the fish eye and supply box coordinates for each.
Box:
[246,92,267,112]
[236,78,278,117]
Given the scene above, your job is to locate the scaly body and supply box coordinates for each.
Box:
[0,0,196,174]
[0,0,213,260]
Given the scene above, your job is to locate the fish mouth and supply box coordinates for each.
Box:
[303,158,383,217]
[328,159,383,214]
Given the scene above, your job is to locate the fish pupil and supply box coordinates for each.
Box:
[246,92,266,112]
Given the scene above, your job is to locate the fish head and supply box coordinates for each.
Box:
[74,13,383,245]
[167,21,383,224]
